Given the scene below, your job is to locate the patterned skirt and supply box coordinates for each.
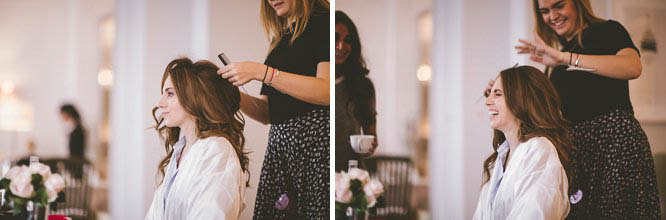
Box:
[567,108,661,219]
[253,108,330,219]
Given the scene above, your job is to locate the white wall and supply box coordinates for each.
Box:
[0,0,112,162]
[111,0,148,218]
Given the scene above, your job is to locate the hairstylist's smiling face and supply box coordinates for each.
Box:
[269,0,293,17]
[157,76,190,128]
[485,76,519,133]
[335,23,352,65]
[538,0,578,39]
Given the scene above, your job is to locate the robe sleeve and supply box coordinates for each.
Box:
[506,172,568,220]
[144,184,163,220]
[506,139,569,220]
[472,183,489,220]
[186,141,243,220]
[144,199,157,220]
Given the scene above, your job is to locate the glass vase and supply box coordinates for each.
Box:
[25,201,48,220]
[346,207,369,220]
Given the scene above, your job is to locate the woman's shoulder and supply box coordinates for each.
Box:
[310,6,330,22]
[513,137,564,173]
[308,9,330,30]
[521,137,558,158]
[587,19,628,35]
[193,136,242,172]
[196,136,236,158]
[600,19,624,28]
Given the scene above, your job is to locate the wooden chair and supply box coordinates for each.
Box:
[43,158,94,220]
[365,156,414,219]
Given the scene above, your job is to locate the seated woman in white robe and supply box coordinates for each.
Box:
[145,57,250,220]
[474,65,573,220]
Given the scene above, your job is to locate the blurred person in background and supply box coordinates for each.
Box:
[60,104,86,159]
[334,10,378,172]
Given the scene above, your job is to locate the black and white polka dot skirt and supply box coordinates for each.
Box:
[253,108,330,220]
[567,108,661,219]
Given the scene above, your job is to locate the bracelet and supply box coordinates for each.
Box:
[262,65,269,83]
[269,70,281,86]
[569,52,573,66]
[574,54,580,67]
[267,69,279,86]
[261,67,273,83]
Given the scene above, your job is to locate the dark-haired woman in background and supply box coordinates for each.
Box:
[335,10,378,172]
[514,0,660,218]
[60,104,86,159]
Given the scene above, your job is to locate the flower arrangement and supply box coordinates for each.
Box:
[0,162,65,215]
[335,168,384,217]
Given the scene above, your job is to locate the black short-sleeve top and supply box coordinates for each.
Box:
[260,10,330,124]
[550,20,639,125]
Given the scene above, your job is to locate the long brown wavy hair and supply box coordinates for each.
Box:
[260,0,329,52]
[482,66,574,186]
[151,57,249,185]
[533,0,604,49]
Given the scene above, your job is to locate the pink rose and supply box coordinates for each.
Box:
[6,165,28,180]
[364,179,384,207]
[335,172,352,203]
[9,170,33,198]
[347,168,369,184]
[29,163,51,179]
[364,188,377,207]
[365,179,384,197]
[44,174,65,202]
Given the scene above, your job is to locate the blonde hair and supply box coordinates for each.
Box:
[260,0,329,53]
[533,0,604,49]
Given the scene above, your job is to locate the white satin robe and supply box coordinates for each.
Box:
[473,137,569,220]
[145,136,246,220]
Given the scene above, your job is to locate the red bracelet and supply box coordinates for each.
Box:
[268,68,275,82]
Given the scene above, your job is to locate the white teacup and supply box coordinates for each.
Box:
[350,135,375,154]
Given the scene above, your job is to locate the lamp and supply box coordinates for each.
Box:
[0,80,34,177]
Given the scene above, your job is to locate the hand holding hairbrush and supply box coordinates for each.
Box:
[217,53,259,107]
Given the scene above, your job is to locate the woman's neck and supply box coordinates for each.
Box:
[179,119,198,150]
[284,14,297,30]
[502,125,520,161]
[563,23,588,42]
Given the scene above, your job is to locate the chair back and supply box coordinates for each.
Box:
[43,158,93,220]
[365,156,413,219]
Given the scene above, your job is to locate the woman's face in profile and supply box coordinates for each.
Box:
[158,76,190,128]
[538,0,578,39]
[485,77,519,132]
[335,22,352,65]
[269,0,294,17]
